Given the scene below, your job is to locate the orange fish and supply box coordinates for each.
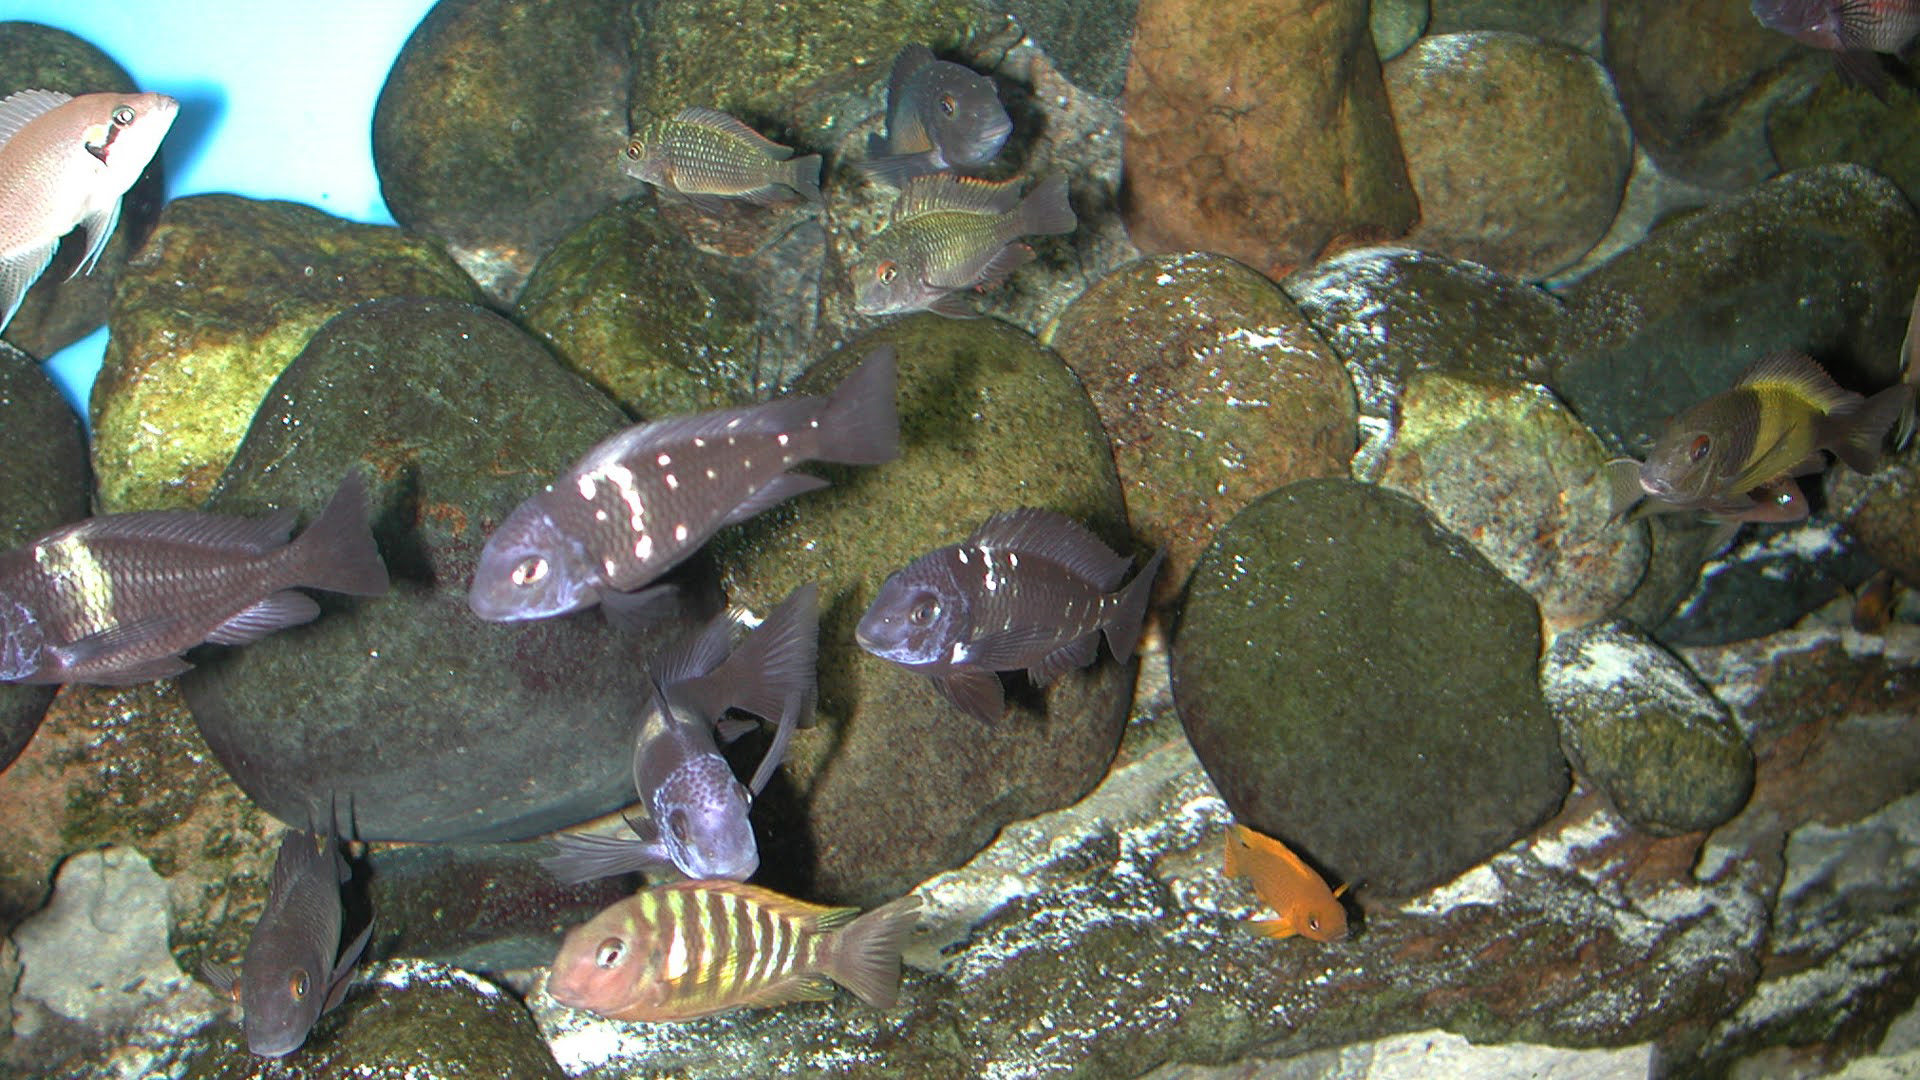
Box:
[1224,824,1349,943]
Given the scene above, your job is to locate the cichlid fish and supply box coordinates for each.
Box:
[202,824,374,1057]
[0,470,389,685]
[0,88,178,333]
[1605,350,1914,525]
[855,507,1163,723]
[546,879,922,1023]
[541,582,820,884]
[621,106,823,214]
[852,173,1076,318]
[1223,824,1348,943]
[1750,0,1920,95]
[469,347,898,623]
[858,44,1012,186]
[1895,279,1919,450]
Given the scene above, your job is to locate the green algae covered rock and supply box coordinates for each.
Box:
[1769,77,1920,220]
[1173,479,1567,896]
[713,315,1134,908]
[90,195,481,513]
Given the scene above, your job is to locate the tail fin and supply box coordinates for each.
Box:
[1014,174,1077,237]
[787,154,824,204]
[680,582,820,728]
[1827,382,1915,475]
[1101,548,1164,663]
[827,893,922,1008]
[288,470,389,596]
[812,345,901,466]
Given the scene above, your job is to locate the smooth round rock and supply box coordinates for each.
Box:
[1653,522,1879,648]
[373,0,640,304]
[1173,479,1568,896]
[1830,455,1920,590]
[1429,0,1604,51]
[1371,0,1429,60]
[90,195,482,512]
[1543,621,1752,835]
[1385,32,1632,280]
[712,315,1135,908]
[1770,76,1920,219]
[1042,253,1356,607]
[1377,372,1646,637]
[0,345,87,773]
[180,298,709,844]
[0,22,164,360]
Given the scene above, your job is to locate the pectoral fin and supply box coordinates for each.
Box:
[934,669,1006,722]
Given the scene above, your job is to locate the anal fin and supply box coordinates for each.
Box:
[204,592,321,645]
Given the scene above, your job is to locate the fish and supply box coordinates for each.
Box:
[1749,0,1920,96]
[468,346,899,623]
[1604,349,1914,525]
[1223,824,1349,943]
[1895,279,1918,450]
[0,88,178,332]
[546,879,922,1023]
[855,507,1163,723]
[858,44,1012,186]
[0,470,389,685]
[620,106,823,214]
[202,823,374,1057]
[851,173,1076,318]
[541,582,820,884]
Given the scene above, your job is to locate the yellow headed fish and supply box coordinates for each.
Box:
[1224,824,1348,943]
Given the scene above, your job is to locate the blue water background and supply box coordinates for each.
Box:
[5,0,437,421]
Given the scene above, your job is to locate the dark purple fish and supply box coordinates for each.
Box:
[859,44,1012,186]
[856,508,1163,722]
[1750,0,1920,95]
[202,824,372,1058]
[541,583,820,884]
[469,348,899,623]
[0,471,388,685]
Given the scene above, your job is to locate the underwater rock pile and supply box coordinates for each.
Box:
[3,0,1920,1075]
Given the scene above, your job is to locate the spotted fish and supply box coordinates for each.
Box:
[546,880,922,1023]
[0,470,389,685]
[468,348,899,623]
[855,507,1163,722]
[541,582,820,884]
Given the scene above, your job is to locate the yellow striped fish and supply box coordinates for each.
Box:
[545,880,921,1023]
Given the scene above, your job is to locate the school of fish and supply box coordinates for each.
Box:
[5,19,1920,1064]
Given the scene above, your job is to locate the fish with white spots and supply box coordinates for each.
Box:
[469,348,900,622]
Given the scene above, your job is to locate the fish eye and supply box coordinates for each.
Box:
[667,810,689,844]
[510,556,549,588]
[624,141,643,160]
[1688,434,1711,462]
[938,92,957,115]
[908,597,939,627]
[595,937,626,968]
[1307,915,1321,931]
[111,105,136,126]
[876,260,898,285]
[288,970,310,999]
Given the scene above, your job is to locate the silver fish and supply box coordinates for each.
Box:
[468,348,898,622]
[856,508,1163,722]
[541,583,820,884]
[852,173,1076,318]
[202,823,372,1058]
[621,106,823,214]
[0,88,178,332]
[859,44,1012,186]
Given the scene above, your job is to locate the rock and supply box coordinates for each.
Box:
[1653,521,1880,647]
[1145,1031,1654,1079]
[710,315,1133,908]
[1770,77,1920,213]
[179,297,710,844]
[1603,0,1808,188]
[182,960,565,1078]
[1121,0,1416,278]
[1008,0,1139,96]
[0,344,88,773]
[372,0,640,304]
[511,196,807,419]
[0,22,166,361]
[1553,165,1920,457]
[1041,253,1356,606]
[1370,0,1429,61]
[1383,32,1633,280]
[1829,454,1920,590]
[1543,621,1752,835]
[1428,0,1604,53]
[89,195,482,513]
[1172,479,1567,896]
[1281,247,1564,478]
[1376,372,1646,637]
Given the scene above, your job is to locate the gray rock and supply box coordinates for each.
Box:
[1654,521,1881,647]
[179,297,711,843]
[1142,1030,1654,1079]
[1007,0,1139,96]
[1429,0,1604,53]
[1770,76,1920,215]
[1172,479,1568,895]
[0,343,87,772]
[1543,621,1752,834]
[1830,455,1920,590]
[1370,0,1429,61]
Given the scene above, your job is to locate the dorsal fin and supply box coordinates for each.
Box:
[571,396,820,476]
[890,174,1023,222]
[0,88,73,146]
[1734,350,1857,414]
[671,106,793,158]
[965,507,1131,589]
